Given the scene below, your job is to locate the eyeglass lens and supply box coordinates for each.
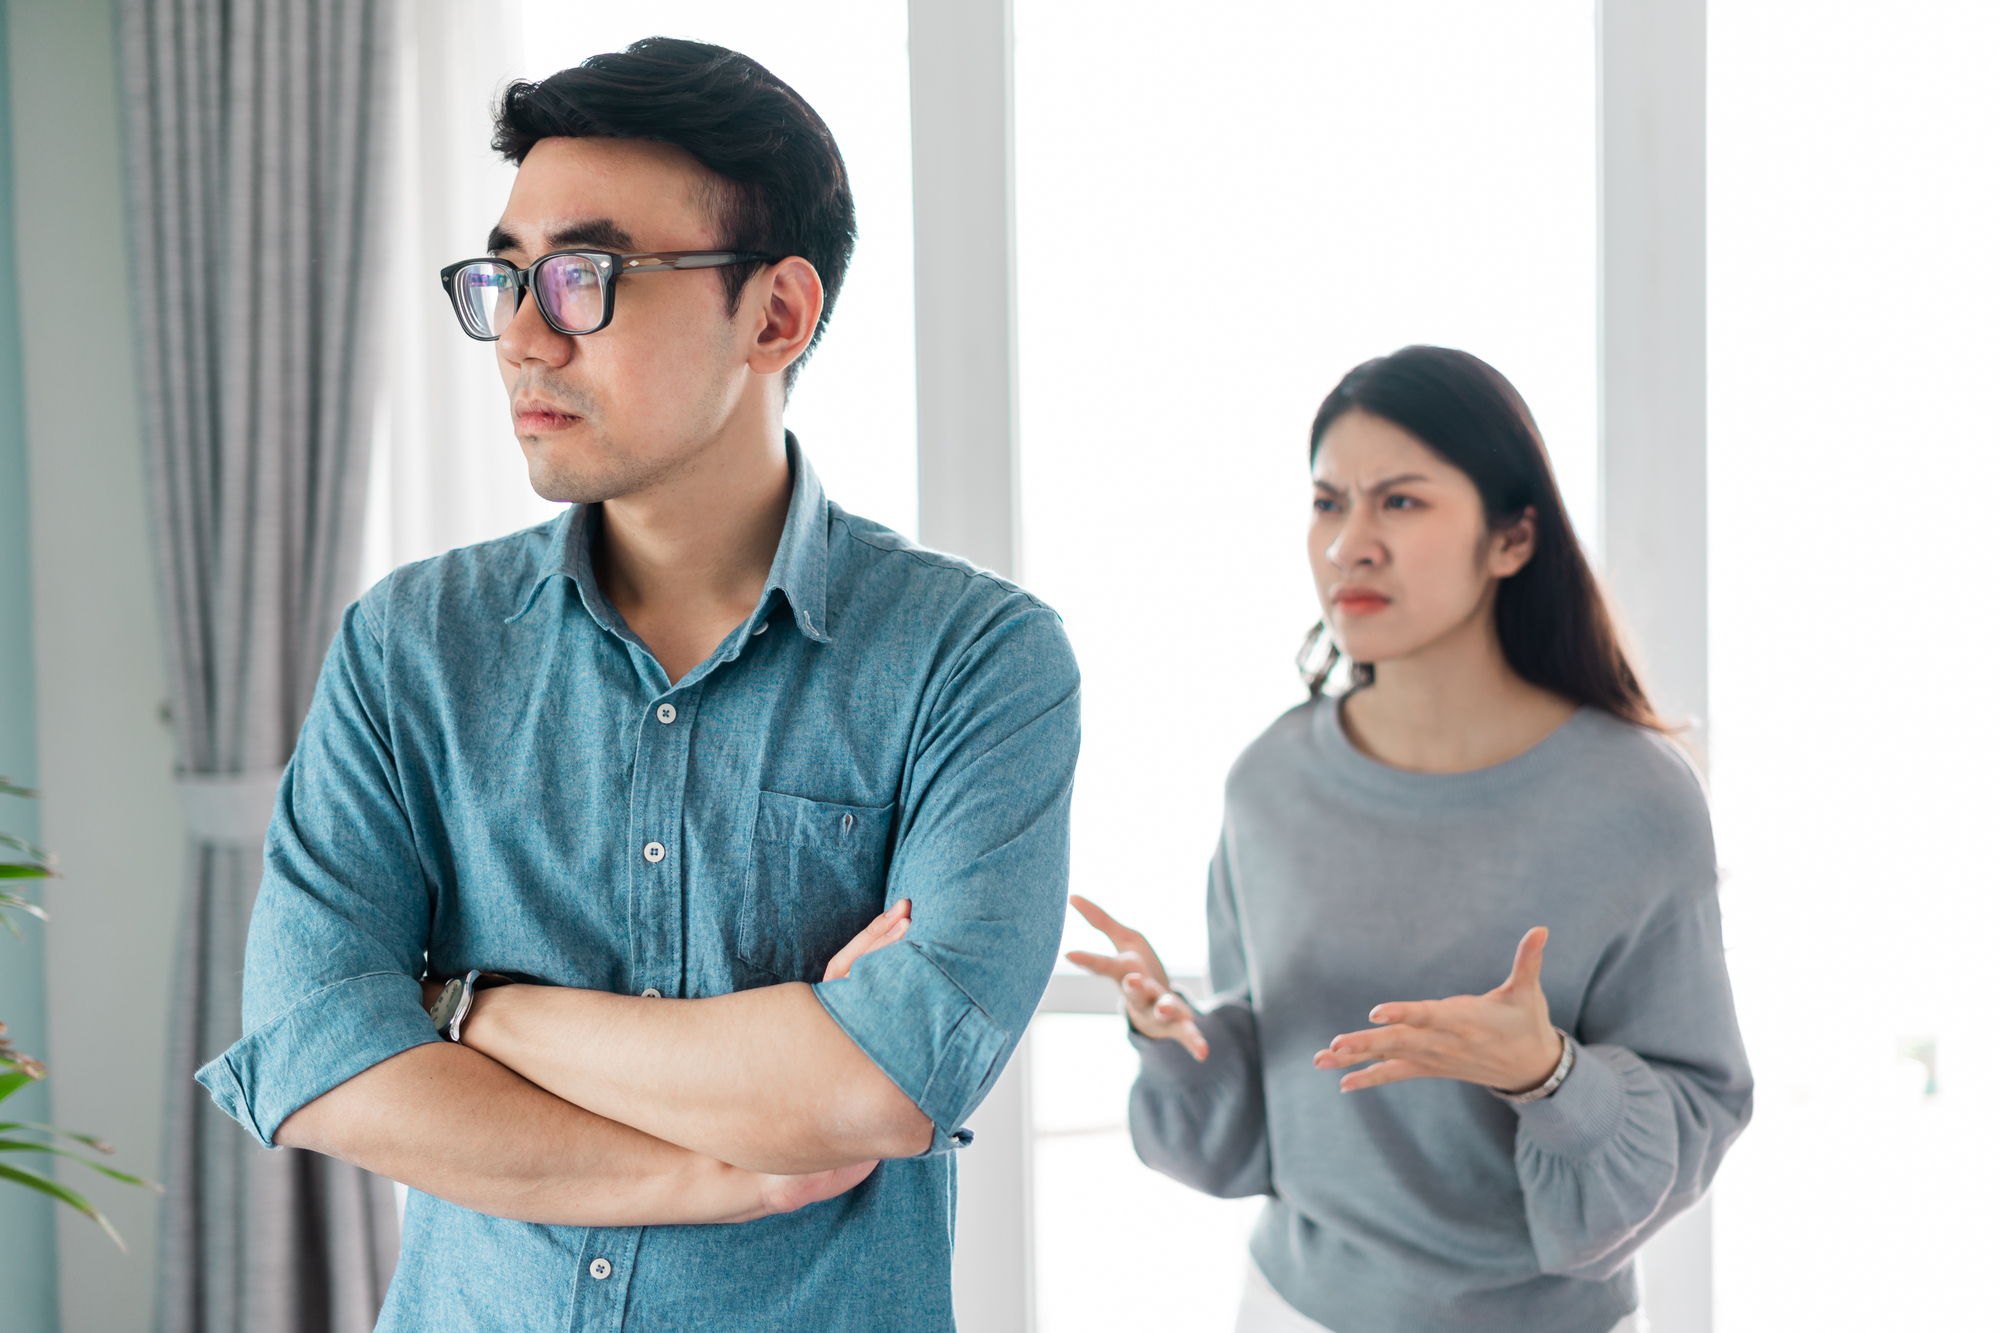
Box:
[534,255,605,334]
[451,254,607,338]
[453,263,518,339]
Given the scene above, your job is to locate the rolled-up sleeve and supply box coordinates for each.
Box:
[195,592,441,1147]
[812,601,1081,1155]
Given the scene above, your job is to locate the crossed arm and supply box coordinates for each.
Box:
[275,904,929,1227]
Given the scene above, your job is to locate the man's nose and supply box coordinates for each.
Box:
[496,289,574,367]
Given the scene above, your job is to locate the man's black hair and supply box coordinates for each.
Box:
[493,38,856,385]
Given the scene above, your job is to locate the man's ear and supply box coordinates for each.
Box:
[744,256,825,379]
[1489,505,1538,578]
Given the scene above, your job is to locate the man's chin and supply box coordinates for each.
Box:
[521,437,622,506]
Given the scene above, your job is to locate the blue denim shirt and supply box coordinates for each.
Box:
[196,441,1081,1332]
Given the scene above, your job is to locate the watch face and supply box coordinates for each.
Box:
[429,978,464,1032]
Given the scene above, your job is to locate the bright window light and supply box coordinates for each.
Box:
[1015,4,1596,1328]
[1708,3,2000,1327]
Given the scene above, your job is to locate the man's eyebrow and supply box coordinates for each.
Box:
[486,219,637,256]
[551,218,636,251]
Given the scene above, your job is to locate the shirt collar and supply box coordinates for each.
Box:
[506,432,833,648]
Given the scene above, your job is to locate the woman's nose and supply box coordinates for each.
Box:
[1323,514,1381,571]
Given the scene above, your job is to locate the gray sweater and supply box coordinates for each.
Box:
[1129,700,1753,1333]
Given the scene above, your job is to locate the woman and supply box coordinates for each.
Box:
[1070,347,1752,1333]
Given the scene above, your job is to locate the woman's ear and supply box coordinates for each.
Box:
[1488,505,1538,578]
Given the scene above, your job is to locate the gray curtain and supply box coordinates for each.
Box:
[117,2,399,1330]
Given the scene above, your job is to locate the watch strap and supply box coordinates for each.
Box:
[429,969,519,1043]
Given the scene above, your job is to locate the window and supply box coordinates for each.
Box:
[1708,5,2000,1327]
[1014,4,1598,1324]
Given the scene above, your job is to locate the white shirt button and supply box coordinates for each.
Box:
[655,703,677,724]
[641,988,661,998]
[589,1257,611,1280]
[752,622,768,636]
[642,841,665,863]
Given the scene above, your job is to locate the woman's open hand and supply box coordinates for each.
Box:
[1065,895,1208,1061]
[1314,927,1562,1093]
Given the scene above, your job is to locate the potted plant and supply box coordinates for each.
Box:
[1,776,160,1248]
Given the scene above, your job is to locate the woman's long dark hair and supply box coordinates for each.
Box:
[1299,346,1663,731]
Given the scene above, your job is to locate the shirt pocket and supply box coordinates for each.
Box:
[735,789,897,984]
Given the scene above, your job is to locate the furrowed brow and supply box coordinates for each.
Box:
[487,224,519,256]
[1360,472,1430,496]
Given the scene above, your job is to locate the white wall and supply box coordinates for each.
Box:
[9,2,183,1330]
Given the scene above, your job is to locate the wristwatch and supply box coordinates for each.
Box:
[428,969,516,1043]
[1490,1029,1576,1105]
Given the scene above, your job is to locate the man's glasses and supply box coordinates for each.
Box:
[439,249,775,340]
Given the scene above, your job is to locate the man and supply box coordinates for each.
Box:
[197,38,1080,1331]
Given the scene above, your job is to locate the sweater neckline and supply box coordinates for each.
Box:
[1313,690,1591,802]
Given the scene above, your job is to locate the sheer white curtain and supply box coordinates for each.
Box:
[361,0,557,588]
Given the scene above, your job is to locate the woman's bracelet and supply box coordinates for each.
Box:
[1489,1029,1576,1105]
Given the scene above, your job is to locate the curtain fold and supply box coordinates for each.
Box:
[117,2,399,1329]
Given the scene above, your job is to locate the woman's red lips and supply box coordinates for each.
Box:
[1331,589,1390,613]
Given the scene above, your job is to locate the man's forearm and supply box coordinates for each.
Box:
[458,981,935,1174]
[273,1041,874,1225]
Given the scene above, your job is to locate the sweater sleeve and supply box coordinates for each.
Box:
[1513,879,1754,1278]
[1126,835,1272,1198]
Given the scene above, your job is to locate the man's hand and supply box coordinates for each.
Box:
[425,897,912,1016]
[754,1160,880,1218]
[1313,927,1563,1094]
[823,899,911,981]
[1064,894,1208,1061]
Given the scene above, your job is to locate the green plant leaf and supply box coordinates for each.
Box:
[0,890,48,917]
[0,832,50,859]
[0,1122,114,1153]
[0,1161,126,1250]
[0,1071,38,1105]
[0,1139,163,1191]
[0,779,37,800]
[0,864,52,879]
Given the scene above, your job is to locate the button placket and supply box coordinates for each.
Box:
[628,687,697,999]
[570,1226,641,1331]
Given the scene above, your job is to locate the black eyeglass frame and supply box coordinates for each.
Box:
[438,249,778,341]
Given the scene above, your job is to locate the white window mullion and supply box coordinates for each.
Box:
[907,1,1033,1330]
[1598,3,1712,1330]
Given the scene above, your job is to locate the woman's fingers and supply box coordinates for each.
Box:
[1337,1058,1422,1093]
[1498,926,1549,996]
[1314,1022,1438,1070]
[1166,1017,1209,1061]
[1067,894,1134,942]
[1064,948,1145,980]
[1117,972,1209,1059]
[1366,999,1436,1028]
